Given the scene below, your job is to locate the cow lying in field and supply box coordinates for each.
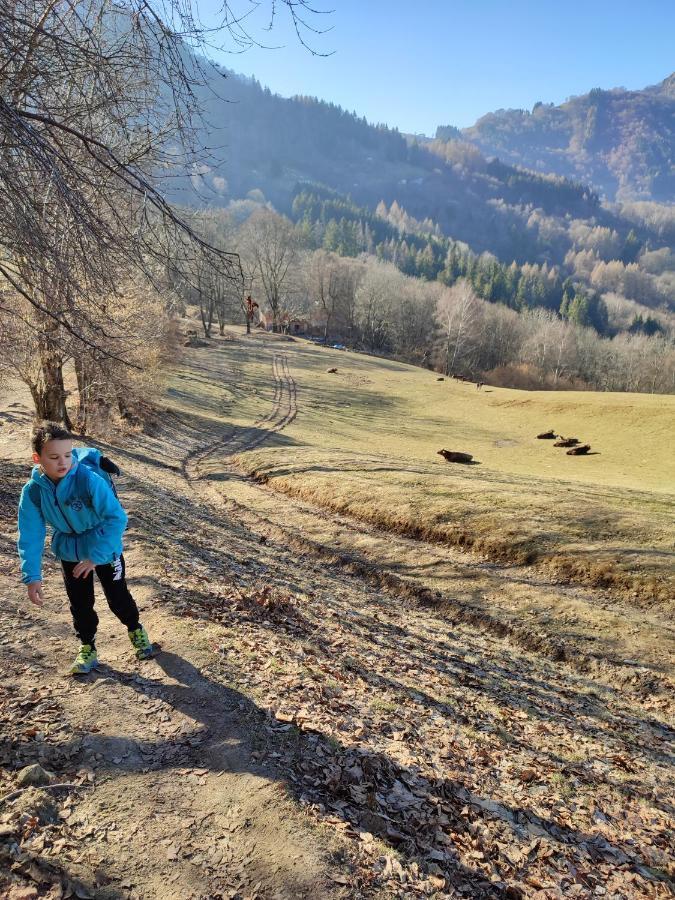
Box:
[438,449,474,464]
[554,437,580,447]
[537,430,556,439]
[566,444,591,455]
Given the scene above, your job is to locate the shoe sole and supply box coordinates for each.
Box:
[70,660,99,676]
[135,643,160,660]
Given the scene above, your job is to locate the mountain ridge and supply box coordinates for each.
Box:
[455,72,675,201]
[174,62,674,322]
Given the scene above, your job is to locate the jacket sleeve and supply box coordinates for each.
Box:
[17,485,46,584]
[81,471,128,564]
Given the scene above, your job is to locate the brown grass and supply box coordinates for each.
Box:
[241,452,674,607]
[166,328,675,610]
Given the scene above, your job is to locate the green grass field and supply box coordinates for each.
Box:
[173,330,674,607]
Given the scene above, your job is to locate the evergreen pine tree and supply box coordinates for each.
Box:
[323,219,340,252]
[587,292,608,334]
[629,314,645,334]
[567,293,591,328]
[418,243,436,280]
[296,215,315,249]
[621,229,641,265]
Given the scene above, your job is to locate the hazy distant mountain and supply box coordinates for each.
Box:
[456,74,675,202]
[167,64,674,299]
[178,68,611,267]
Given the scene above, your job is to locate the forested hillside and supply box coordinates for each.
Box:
[181,66,674,324]
[458,73,675,202]
[180,67,606,263]
[166,63,675,394]
[291,185,610,332]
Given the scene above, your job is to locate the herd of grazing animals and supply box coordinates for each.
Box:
[537,431,593,455]
[433,376,596,464]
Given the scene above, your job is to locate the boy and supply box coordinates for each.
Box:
[17,421,154,674]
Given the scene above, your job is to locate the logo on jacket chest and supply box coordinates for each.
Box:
[65,497,86,512]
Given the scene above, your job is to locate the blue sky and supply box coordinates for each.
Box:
[198,0,675,135]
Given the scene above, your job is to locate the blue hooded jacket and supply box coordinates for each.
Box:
[17,447,128,584]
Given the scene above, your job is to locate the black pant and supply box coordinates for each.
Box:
[61,555,140,647]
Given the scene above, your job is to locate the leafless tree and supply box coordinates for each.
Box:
[307,250,361,343]
[477,304,524,372]
[354,261,399,352]
[437,280,480,376]
[0,0,330,420]
[521,309,572,385]
[242,209,300,332]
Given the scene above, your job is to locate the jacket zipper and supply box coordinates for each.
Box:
[53,487,79,561]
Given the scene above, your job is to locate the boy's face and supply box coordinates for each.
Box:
[34,439,73,482]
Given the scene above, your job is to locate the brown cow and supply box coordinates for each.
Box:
[438,449,473,464]
[554,437,580,447]
[566,444,591,455]
[537,430,557,439]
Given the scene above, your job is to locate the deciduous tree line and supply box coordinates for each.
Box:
[206,204,675,394]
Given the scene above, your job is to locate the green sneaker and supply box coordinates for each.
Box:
[128,625,154,660]
[70,644,98,675]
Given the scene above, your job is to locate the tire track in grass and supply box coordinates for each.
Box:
[185,352,297,482]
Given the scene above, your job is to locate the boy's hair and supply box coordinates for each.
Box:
[32,421,74,456]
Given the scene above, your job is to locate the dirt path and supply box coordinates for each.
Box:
[0,587,338,899]
[0,383,343,900]
[1,336,674,899]
[186,352,297,482]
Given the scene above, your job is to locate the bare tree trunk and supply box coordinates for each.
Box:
[74,357,87,432]
[216,297,225,335]
[271,293,279,333]
[74,356,95,433]
[214,282,229,336]
[33,340,72,427]
[199,298,214,338]
[113,379,136,424]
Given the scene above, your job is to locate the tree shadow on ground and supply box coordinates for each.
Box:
[0,407,32,426]
[23,641,670,897]
[4,648,507,898]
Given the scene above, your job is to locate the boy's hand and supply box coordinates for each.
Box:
[27,581,44,606]
[73,560,96,579]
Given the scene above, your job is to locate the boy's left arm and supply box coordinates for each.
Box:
[81,472,128,565]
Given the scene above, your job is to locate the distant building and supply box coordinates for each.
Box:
[257,310,311,334]
[286,317,310,335]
